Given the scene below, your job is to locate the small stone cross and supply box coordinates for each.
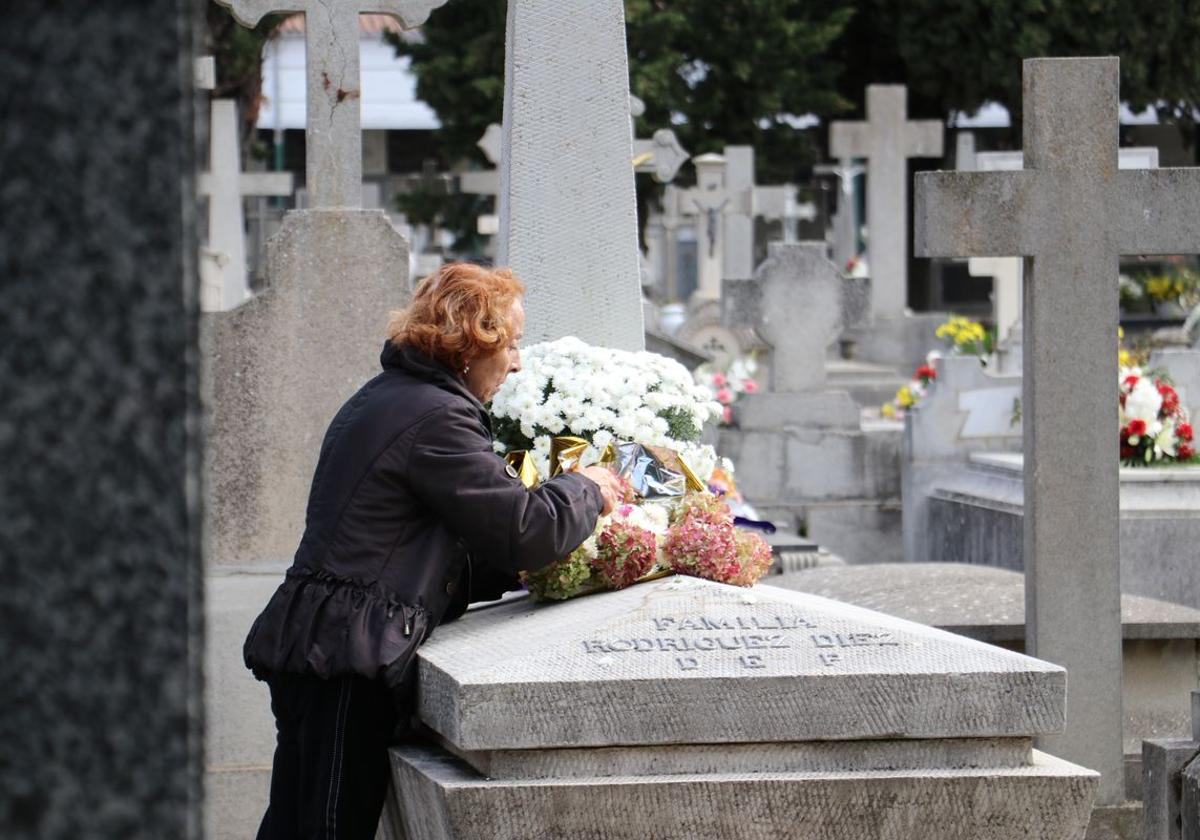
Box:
[214,0,447,209]
[831,85,943,320]
[915,57,1200,806]
[197,100,293,310]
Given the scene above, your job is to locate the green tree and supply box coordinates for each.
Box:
[831,0,1200,143]
[205,2,286,154]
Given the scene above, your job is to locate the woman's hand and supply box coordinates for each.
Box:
[579,465,622,516]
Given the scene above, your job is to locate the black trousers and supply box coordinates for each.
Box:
[256,673,399,840]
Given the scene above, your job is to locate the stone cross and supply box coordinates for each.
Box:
[197,100,293,311]
[498,0,645,350]
[915,56,1200,806]
[214,0,447,209]
[721,146,816,278]
[831,85,943,321]
[966,147,1160,349]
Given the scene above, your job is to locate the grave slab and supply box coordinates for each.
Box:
[922,453,1200,611]
[391,576,1096,839]
[416,578,1067,751]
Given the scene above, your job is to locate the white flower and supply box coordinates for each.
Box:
[1126,378,1163,424]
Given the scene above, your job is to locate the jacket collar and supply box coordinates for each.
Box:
[380,341,491,423]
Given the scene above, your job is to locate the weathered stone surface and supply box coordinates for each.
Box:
[921,453,1200,610]
[497,0,643,349]
[0,3,202,835]
[902,353,1022,566]
[444,736,1033,781]
[738,242,843,391]
[1183,756,1200,840]
[202,209,411,565]
[416,577,1066,752]
[830,85,943,321]
[773,563,1200,643]
[391,746,1096,840]
[805,501,905,566]
[1143,738,1200,840]
[915,57,1200,804]
[775,563,1200,755]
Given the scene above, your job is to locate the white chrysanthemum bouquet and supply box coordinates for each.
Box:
[489,337,773,601]
[490,336,723,482]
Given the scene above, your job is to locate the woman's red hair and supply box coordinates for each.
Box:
[388,262,525,372]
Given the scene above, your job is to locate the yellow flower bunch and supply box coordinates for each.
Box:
[896,385,916,408]
[1145,276,1187,302]
[935,315,988,351]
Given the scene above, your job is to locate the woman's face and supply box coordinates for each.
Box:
[464,299,524,403]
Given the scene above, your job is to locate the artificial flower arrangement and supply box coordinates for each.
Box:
[490,336,773,601]
[694,353,760,426]
[1119,368,1197,466]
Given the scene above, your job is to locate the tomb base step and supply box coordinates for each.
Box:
[389,743,1097,840]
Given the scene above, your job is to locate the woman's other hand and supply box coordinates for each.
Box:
[579,466,622,516]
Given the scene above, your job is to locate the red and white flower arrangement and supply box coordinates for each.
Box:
[1119,367,1196,465]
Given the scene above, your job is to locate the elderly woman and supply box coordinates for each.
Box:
[246,263,621,840]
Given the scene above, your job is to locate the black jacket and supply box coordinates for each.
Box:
[243,341,602,691]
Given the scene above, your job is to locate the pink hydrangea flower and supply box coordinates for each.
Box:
[595,520,657,589]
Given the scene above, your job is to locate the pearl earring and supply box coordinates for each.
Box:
[462,365,471,375]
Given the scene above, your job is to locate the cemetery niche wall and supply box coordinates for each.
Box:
[385,577,1097,839]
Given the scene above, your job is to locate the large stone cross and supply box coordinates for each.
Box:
[831,85,943,321]
[197,100,293,310]
[214,0,446,209]
[677,152,752,302]
[915,56,1200,806]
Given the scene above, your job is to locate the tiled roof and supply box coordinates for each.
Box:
[277,13,421,39]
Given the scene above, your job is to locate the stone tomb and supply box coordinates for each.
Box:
[773,563,1200,797]
[389,577,1097,840]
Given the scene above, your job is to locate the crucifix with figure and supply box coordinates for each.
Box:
[831,85,942,321]
[915,57,1200,806]
[214,0,447,209]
